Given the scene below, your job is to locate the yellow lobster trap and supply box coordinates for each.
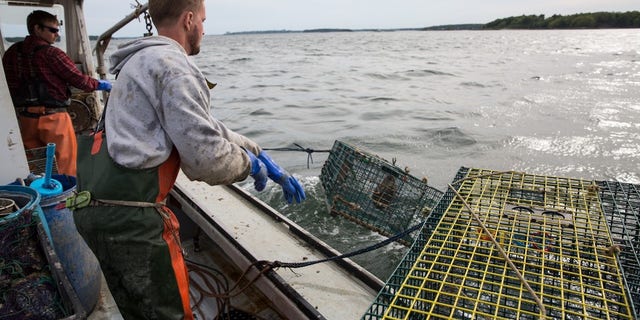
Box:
[364,167,638,319]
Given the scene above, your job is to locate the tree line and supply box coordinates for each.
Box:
[483,11,640,29]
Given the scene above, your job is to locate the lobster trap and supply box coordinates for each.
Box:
[320,141,443,245]
[597,180,640,317]
[363,167,637,320]
[25,146,58,176]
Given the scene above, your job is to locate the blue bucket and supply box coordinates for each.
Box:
[39,175,102,314]
[0,185,51,244]
[1,183,55,245]
[0,185,41,223]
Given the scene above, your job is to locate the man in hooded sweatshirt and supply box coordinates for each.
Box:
[72,0,305,319]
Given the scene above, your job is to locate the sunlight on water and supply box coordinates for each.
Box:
[598,120,633,129]
[513,136,601,157]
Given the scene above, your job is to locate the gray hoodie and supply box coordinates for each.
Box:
[105,36,260,185]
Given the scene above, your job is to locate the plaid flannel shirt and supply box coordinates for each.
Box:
[2,35,99,102]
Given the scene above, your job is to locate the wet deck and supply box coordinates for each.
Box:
[174,173,381,319]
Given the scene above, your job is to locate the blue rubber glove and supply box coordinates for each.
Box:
[245,149,268,191]
[97,79,112,92]
[257,151,306,204]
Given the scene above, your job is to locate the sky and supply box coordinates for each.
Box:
[83,1,639,37]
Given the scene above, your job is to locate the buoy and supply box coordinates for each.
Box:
[29,143,63,197]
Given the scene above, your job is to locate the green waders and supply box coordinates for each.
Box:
[73,131,193,320]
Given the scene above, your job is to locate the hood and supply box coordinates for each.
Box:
[109,36,185,74]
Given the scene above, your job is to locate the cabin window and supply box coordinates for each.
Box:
[0,3,67,56]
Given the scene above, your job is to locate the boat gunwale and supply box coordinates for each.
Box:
[170,184,321,319]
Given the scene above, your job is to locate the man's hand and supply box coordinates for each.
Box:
[245,150,267,191]
[97,80,112,92]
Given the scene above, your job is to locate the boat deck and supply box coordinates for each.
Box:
[173,172,381,319]
[87,172,381,319]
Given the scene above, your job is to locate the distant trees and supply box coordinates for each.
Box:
[483,11,640,29]
[422,24,484,31]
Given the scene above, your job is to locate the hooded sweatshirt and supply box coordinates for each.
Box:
[106,36,260,185]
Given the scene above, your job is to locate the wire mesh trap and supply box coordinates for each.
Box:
[320,140,443,245]
[597,180,640,317]
[0,211,69,319]
[363,167,636,320]
[25,147,58,176]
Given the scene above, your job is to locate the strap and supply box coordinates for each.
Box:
[66,190,165,210]
[16,42,25,80]
[13,42,69,108]
[16,107,68,113]
[17,42,49,80]
[95,107,106,132]
[28,45,48,79]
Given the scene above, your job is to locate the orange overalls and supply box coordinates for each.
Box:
[17,106,77,176]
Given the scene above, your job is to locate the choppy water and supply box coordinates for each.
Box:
[109,29,640,281]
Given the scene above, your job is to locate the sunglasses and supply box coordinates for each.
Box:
[39,24,59,33]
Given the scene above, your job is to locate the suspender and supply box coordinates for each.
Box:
[13,41,70,108]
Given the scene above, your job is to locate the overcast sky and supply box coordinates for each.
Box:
[83,1,639,37]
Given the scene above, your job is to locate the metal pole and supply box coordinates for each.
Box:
[94,2,149,80]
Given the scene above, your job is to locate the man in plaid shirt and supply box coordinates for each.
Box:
[2,10,111,176]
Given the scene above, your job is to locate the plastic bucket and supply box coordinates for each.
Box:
[0,185,41,223]
[39,175,102,314]
[0,185,47,260]
[0,185,49,241]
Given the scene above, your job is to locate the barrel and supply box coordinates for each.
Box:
[39,175,101,314]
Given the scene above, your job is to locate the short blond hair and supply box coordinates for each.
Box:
[149,0,204,28]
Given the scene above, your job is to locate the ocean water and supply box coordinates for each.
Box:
[109,29,640,281]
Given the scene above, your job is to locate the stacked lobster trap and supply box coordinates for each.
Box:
[597,180,640,317]
[320,140,443,245]
[363,167,639,320]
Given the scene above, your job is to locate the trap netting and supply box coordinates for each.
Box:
[320,140,443,245]
[0,212,68,319]
[25,146,58,176]
[363,167,636,320]
[597,180,640,318]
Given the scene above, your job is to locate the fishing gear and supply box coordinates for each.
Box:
[262,143,331,169]
[263,221,424,270]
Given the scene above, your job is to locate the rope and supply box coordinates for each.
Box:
[447,183,547,317]
[451,170,516,185]
[265,221,423,269]
[262,143,331,168]
[184,218,423,314]
[185,259,268,319]
[185,258,274,300]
